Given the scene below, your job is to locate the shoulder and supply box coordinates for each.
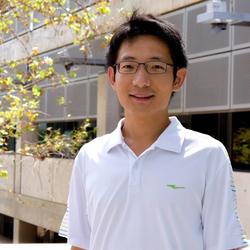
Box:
[182,129,232,178]
[72,134,113,172]
[185,128,223,147]
[183,128,229,160]
[77,133,112,157]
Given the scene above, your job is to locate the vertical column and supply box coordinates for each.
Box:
[13,127,38,243]
[14,126,38,194]
[226,113,233,158]
[13,219,37,243]
[97,73,121,136]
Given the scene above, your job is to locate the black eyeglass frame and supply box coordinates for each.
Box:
[113,61,174,74]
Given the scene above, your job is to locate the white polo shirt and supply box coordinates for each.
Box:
[67,116,248,250]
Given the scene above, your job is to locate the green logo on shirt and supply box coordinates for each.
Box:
[166,184,185,189]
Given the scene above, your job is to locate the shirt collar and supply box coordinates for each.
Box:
[152,116,186,153]
[105,116,186,154]
[105,118,125,153]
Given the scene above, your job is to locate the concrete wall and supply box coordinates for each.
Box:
[0,189,66,233]
[0,154,70,233]
[21,157,73,204]
[0,154,15,192]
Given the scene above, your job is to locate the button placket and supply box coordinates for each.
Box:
[130,149,153,186]
[122,143,138,187]
[130,162,140,186]
[123,143,153,188]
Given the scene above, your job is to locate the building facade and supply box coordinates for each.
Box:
[0,0,249,243]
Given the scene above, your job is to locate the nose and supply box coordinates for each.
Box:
[132,65,151,88]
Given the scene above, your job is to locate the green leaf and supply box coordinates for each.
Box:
[60,75,69,85]
[98,6,111,15]
[0,68,7,74]
[6,77,13,85]
[38,70,46,80]
[33,18,40,24]
[16,72,25,83]
[69,71,77,78]
[57,96,65,106]
[32,85,42,97]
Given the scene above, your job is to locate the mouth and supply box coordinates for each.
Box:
[129,94,154,101]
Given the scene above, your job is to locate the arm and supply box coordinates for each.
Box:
[68,151,91,250]
[71,246,86,250]
[202,145,248,249]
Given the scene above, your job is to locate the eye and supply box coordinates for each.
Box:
[120,63,135,69]
[155,64,164,69]
[119,62,137,73]
[147,62,167,73]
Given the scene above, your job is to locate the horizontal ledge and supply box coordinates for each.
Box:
[0,190,66,233]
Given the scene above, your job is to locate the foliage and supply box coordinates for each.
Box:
[0,56,57,150]
[19,118,96,160]
[0,169,8,178]
[0,0,111,156]
[233,127,250,165]
[0,159,8,179]
[69,118,96,157]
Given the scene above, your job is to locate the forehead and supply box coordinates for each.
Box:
[117,35,172,62]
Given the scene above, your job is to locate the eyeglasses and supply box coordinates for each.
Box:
[113,61,174,74]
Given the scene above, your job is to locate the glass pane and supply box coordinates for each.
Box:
[232,111,250,171]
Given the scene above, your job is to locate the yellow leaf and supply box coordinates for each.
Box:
[0,170,8,179]
[43,56,53,66]
[0,117,4,126]
[57,96,65,106]
[31,47,39,56]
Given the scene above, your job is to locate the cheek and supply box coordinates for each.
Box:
[155,82,174,94]
[157,87,175,104]
[113,84,128,102]
[113,76,130,93]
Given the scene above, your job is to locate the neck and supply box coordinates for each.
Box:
[122,112,171,156]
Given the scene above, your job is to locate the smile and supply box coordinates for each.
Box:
[129,94,154,99]
[129,94,154,102]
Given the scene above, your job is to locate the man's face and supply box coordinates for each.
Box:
[108,35,186,118]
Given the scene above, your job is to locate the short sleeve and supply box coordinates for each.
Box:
[67,149,91,249]
[201,145,248,250]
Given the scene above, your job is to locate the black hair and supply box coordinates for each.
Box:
[106,11,188,79]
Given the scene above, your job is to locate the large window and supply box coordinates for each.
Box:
[232,111,250,171]
[179,113,230,149]
[178,112,250,172]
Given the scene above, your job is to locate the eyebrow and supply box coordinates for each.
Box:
[119,56,136,61]
[119,56,166,61]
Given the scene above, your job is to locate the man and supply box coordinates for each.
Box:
[66,12,248,250]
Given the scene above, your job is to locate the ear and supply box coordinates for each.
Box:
[173,68,187,92]
[107,66,116,90]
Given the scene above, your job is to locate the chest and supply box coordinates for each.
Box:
[84,148,207,215]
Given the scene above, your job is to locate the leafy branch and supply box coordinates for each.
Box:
[233,127,250,165]
[0,0,111,154]
[19,118,96,160]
